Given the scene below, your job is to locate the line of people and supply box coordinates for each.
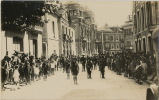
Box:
[105,52,156,85]
[1,51,59,90]
[2,51,155,91]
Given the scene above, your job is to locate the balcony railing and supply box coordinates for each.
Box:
[29,25,43,33]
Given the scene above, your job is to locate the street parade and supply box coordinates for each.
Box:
[1,51,156,90]
[1,1,158,100]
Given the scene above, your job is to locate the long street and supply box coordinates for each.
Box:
[2,64,149,100]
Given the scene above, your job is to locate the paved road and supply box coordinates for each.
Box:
[1,64,149,100]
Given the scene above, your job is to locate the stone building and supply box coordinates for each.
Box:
[96,24,124,55]
[121,15,134,52]
[58,7,76,57]
[42,1,76,58]
[1,26,43,58]
[132,1,159,54]
[64,1,97,56]
[42,12,60,58]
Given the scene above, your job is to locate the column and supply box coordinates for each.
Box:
[23,31,29,54]
[37,33,42,58]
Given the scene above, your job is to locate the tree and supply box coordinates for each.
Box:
[1,1,62,31]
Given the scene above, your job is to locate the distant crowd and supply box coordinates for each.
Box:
[1,51,156,91]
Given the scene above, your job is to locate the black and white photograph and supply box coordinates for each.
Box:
[1,0,159,100]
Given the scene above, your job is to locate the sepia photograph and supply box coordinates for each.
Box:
[1,0,159,100]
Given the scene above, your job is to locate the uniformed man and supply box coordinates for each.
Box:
[99,57,106,78]
[80,55,86,72]
[86,58,93,79]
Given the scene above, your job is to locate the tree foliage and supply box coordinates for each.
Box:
[1,1,62,31]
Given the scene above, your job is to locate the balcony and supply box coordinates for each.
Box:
[125,45,133,50]
[63,34,66,41]
[29,25,43,34]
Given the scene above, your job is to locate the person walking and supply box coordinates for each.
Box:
[80,55,86,72]
[86,58,93,79]
[99,57,106,78]
[66,59,71,79]
[71,58,79,85]
[141,59,148,80]
[42,61,48,80]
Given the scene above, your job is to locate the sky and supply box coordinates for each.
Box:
[80,1,132,28]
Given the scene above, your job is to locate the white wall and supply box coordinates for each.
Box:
[71,28,76,55]
[37,34,42,58]
[23,31,29,54]
[44,13,60,57]
[1,30,42,59]
[1,31,7,58]
[2,31,27,57]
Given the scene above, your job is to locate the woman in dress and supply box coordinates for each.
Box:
[50,60,55,75]
[34,63,39,81]
[65,59,71,79]
[13,65,20,89]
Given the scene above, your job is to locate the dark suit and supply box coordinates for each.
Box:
[86,61,93,78]
[80,57,86,72]
[99,58,105,78]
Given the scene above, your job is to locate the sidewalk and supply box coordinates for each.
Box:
[144,75,158,85]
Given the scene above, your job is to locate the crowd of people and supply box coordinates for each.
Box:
[1,51,82,90]
[79,51,156,85]
[104,52,156,84]
[1,51,156,91]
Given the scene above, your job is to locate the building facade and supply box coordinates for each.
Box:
[42,1,76,58]
[132,1,159,54]
[64,1,97,56]
[1,26,43,58]
[58,8,76,57]
[121,16,134,52]
[42,12,60,58]
[96,24,124,55]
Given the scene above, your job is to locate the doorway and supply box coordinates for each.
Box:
[33,39,37,58]
[143,38,146,54]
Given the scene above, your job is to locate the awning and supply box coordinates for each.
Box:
[152,27,159,39]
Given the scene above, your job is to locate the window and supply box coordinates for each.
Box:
[111,36,113,41]
[33,39,37,57]
[69,29,70,36]
[116,44,118,48]
[70,10,73,16]
[52,21,55,37]
[13,37,23,52]
[116,36,119,41]
[72,32,73,37]
[66,27,67,34]
[80,11,82,16]
[73,10,78,15]
[106,35,108,40]
[62,25,64,34]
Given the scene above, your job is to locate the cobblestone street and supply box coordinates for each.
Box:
[2,64,149,100]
